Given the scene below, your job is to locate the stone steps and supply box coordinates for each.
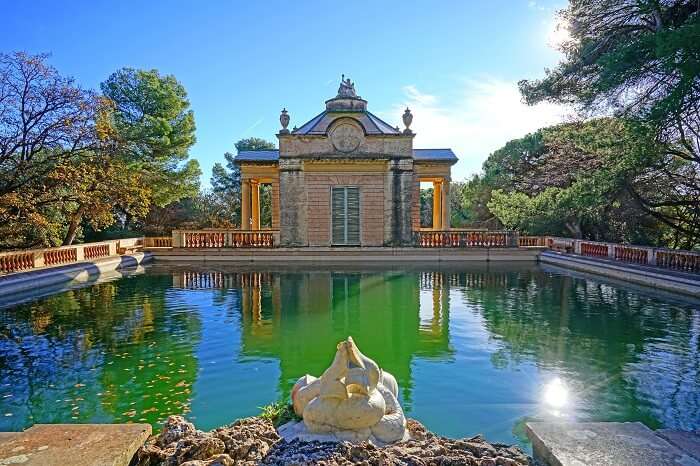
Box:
[526,422,700,466]
[0,424,151,466]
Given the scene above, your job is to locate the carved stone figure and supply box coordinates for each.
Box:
[284,337,408,444]
[337,74,357,98]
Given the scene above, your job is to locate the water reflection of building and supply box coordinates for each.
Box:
[172,270,454,404]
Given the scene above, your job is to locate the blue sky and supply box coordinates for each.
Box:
[3,0,568,185]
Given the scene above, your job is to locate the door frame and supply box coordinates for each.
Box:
[329,185,361,246]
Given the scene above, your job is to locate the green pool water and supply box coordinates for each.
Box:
[1,262,698,448]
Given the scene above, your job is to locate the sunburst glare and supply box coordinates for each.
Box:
[547,18,572,49]
[543,377,569,410]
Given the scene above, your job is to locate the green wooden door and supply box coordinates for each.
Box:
[331,187,360,245]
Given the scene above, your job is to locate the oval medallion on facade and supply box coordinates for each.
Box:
[330,122,362,153]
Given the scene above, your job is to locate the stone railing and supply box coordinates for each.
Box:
[0,238,144,275]
[518,236,547,247]
[171,229,279,248]
[144,236,173,248]
[539,237,700,274]
[414,230,518,248]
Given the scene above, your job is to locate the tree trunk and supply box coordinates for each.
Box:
[565,220,583,239]
[62,206,85,246]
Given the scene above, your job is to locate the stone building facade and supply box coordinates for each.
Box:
[235,77,457,247]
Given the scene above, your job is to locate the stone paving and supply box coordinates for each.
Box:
[0,424,150,466]
[527,422,700,466]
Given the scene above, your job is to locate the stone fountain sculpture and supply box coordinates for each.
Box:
[282,337,408,444]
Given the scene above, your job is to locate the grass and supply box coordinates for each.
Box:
[258,400,300,427]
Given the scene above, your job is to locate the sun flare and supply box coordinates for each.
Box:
[543,377,569,409]
[547,18,572,49]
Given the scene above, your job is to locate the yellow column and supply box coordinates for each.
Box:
[241,180,251,230]
[441,178,450,230]
[271,180,280,230]
[251,180,260,230]
[432,181,442,230]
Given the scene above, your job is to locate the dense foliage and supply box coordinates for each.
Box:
[452,0,699,249]
[0,53,199,249]
[515,0,699,247]
[142,137,277,236]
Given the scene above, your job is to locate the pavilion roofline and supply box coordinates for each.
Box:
[235,148,458,164]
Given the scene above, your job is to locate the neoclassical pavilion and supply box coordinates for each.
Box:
[235,77,458,247]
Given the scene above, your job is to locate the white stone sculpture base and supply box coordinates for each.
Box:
[277,420,410,446]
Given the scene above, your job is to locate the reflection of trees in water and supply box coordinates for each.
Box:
[452,269,700,430]
[0,275,201,430]
[625,307,700,430]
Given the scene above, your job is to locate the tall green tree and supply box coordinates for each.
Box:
[519,0,700,246]
[62,68,202,245]
[101,68,200,208]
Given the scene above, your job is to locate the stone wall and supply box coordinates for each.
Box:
[278,133,413,159]
[305,172,385,247]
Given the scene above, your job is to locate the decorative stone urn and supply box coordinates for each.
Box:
[402,107,413,134]
[279,108,290,133]
[281,336,408,444]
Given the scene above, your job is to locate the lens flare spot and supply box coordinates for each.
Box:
[543,377,568,409]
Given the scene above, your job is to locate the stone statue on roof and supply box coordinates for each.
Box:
[337,74,357,98]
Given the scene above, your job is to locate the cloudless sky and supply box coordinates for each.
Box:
[2,0,566,185]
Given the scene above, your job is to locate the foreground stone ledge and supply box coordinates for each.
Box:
[149,246,541,262]
[526,421,700,466]
[0,252,153,297]
[540,251,700,297]
[0,423,151,466]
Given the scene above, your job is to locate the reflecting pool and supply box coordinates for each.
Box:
[1,262,699,449]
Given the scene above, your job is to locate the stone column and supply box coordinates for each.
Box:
[271,180,280,230]
[441,178,450,230]
[251,180,260,230]
[279,158,307,246]
[432,180,442,230]
[385,158,415,246]
[241,180,251,230]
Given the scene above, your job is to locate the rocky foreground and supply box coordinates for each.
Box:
[132,415,532,466]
